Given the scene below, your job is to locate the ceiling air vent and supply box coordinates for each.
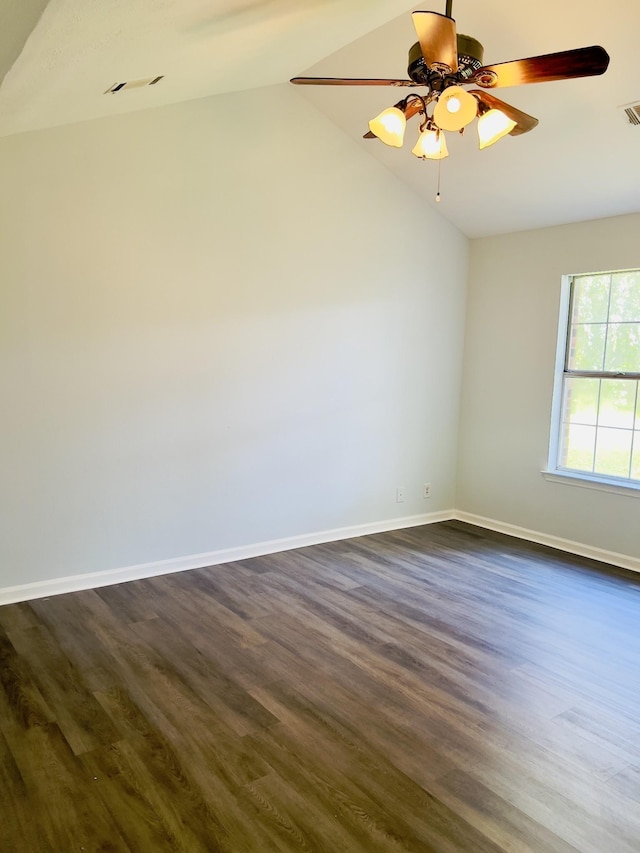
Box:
[620,101,640,126]
[105,76,164,94]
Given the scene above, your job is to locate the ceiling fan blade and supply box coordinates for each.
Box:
[412,11,458,73]
[468,90,539,135]
[473,45,609,88]
[290,77,415,87]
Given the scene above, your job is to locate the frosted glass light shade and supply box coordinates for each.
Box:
[368,107,406,147]
[477,109,517,149]
[412,128,449,160]
[433,86,477,132]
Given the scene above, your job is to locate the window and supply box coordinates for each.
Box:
[548,269,640,489]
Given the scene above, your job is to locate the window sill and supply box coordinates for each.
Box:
[542,469,640,498]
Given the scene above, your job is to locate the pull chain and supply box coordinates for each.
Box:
[435,158,442,202]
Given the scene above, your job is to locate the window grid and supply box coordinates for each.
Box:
[556,270,640,485]
[560,378,640,478]
[600,273,613,373]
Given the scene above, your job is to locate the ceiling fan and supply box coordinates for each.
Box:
[291,2,609,163]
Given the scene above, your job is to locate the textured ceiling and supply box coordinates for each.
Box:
[1,0,638,236]
[0,0,412,136]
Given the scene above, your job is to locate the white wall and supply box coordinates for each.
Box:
[457,213,640,560]
[0,84,468,588]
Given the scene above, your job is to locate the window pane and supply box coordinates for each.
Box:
[571,275,610,323]
[562,377,599,425]
[555,270,640,483]
[610,271,640,322]
[598,379,636,429]
[561,423,595,472]
[604,323,640,372]
[632,433,640,479]
[567,323,606,370]
[594,427,633,478]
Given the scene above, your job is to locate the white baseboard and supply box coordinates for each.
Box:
[3,508,638,607]
[0,510,454,606]
[453,511,640,575]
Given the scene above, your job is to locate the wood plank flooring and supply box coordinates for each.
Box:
[1,520,640,851]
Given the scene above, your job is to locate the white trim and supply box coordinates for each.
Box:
[0,510,454,606]
[4,507,638,607]
[546,273,572,471]
[542,469,640,497]
[548,269,640,481]
[453,510,640,575]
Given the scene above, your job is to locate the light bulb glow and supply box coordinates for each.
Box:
[411,128,449,160]
[477,109,517,149]
[368,107,406,147]
[433,86,478,132]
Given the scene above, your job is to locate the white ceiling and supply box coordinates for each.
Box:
[1,0,638,237]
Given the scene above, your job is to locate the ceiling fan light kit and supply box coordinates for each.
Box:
[432,85,478,131]
[477,108,517,149]
[368,106,407,147]
[291,2,610,194]
[412,127,449,160]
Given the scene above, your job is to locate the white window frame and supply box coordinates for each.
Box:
[545,269,640,496]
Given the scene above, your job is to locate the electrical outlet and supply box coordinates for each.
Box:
[396,487,406,503]
[423,483,432,499]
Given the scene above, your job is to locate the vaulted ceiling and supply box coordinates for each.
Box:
[1,0,638,236]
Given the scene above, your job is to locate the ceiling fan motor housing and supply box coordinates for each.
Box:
[408,33,484,84]
[456,33,484,77]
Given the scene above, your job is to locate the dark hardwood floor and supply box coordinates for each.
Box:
[1,520,640,851]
